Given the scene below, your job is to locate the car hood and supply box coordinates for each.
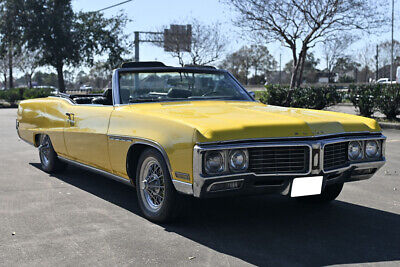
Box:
[127,101,381,142]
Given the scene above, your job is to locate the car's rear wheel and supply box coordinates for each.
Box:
[38,135,66,173]
[295,182,344,203]
[136,148,182,222]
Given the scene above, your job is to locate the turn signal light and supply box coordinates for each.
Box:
[208,180,243,192]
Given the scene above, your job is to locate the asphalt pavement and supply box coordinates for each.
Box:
[0,108,399,266]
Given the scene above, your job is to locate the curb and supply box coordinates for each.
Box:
[379,122,400,130]
[336,102,353,106]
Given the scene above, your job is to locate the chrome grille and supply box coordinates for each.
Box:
[323,142,348,171]
[248,146,310,174]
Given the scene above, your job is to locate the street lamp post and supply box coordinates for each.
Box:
[390,0,394,82]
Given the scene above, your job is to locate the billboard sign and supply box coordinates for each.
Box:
[164,24,192,52]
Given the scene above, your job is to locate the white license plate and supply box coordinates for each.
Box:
[291,176,323,197]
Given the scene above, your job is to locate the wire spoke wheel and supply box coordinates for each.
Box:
[139,157,165,212]
[39,135,51,167]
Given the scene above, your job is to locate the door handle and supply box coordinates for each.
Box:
[65,112,75,126]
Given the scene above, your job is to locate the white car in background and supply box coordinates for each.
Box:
[79,85,93,91]
[376,78,397,84]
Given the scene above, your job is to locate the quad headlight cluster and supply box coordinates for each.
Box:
[203,149,249,175]
[348,140,382,161]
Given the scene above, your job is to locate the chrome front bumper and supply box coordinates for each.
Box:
[191,134,386,198]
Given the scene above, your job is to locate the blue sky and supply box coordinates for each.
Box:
[72,0,399,69]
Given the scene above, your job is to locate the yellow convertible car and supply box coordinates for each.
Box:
[17,62,386,222]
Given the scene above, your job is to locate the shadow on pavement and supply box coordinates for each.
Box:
[30,163,400,266]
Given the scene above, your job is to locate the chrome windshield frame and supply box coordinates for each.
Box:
[111,67,255,106]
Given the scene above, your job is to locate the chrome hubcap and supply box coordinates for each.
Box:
[139,158,165,212]
[39,136,51,166]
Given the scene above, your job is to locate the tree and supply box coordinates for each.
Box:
[378,40,400,79]
[228,0,385,93]
[219,50,247,83]
[88,61,112,90]
[149,19,227,66]
[0,55,8,89]
[284,52,320,83]
[220,45,277,84]
[0,0,24,89]
[248,44,277,78]
[22,0,131,92]
[15,46,40,88]
[357,45,374,82]
[333,56,360,82]
[75,70,90,88]
[322,34,354,82]
[32,71,58,87]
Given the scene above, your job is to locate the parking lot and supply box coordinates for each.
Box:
[0,108,399,266]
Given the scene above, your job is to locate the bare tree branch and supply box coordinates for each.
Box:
[226,0,387,92]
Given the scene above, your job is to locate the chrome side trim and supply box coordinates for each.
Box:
[58,156,133,187]
[108,135,133,142]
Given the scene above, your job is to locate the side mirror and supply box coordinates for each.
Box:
[248,91,255,99]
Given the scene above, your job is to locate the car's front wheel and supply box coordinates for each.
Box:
[136,148,182,222]
[295,182,344,203]
[38,134,66,173]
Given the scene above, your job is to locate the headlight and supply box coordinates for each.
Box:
[348,141,362,161]
[204,151,225,174]
[365,140,379,158]
[229,149,249,172]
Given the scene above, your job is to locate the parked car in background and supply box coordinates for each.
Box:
[17,61,386,222]
[376,78,397,84]
[79,85,93,91]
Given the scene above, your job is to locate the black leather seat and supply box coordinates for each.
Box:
[74,97,93,104]
[102,88,113,105]
[91,88,113,105]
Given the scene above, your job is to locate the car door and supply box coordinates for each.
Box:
[63,104,114,172]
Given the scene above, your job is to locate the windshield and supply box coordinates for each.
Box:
[118,71,252,104]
